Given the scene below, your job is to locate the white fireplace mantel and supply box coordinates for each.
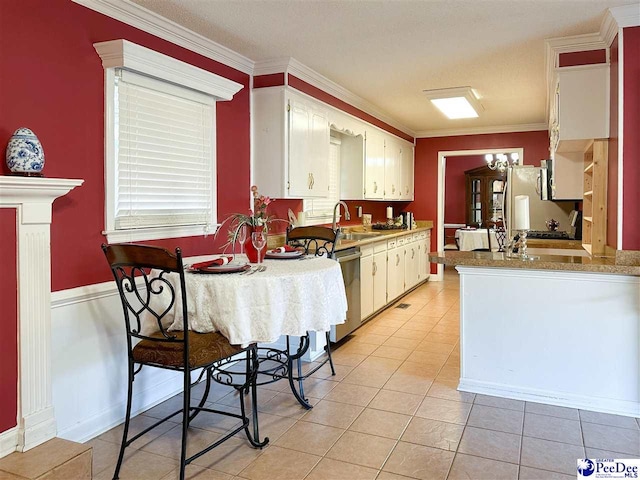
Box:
[0,176,83,454]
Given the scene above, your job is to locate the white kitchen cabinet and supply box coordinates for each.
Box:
[386,237,405,302]
[418,231,431,281]
[384,137,401,200]
[404,235,419,290]
[361,241,388,319]
[253,87,329,199]
[372,248,388,312]
[548,64,609,201]
[399,142,415,201]
[364,129,385,199]
[360,246,374,320]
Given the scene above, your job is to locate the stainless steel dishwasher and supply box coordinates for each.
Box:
[330,247,361,342]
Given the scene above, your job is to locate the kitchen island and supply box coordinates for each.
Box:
[430,250,640,418]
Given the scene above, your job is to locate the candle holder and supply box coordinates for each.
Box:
[513,229,539,261]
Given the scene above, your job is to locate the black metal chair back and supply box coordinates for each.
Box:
[286,226,338,258]
[103,243,188,357]
[486,221,507,252]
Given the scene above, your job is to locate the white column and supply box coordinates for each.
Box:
[0,177,83,452]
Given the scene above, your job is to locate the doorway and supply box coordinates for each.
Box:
[435,147,524,280]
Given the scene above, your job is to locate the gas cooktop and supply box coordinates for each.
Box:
[527,230,572,240]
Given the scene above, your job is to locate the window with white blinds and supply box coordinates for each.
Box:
[114,69,215,231]
[303,136,340,223]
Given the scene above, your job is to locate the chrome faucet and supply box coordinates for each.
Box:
[332,201,351,232]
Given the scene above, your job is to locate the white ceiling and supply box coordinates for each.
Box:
[129,0,633,137]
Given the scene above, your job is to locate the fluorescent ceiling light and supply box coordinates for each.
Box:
[423,86,483,120]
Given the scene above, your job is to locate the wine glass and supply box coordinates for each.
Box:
[237,224,247,255]
[251,231,267,263]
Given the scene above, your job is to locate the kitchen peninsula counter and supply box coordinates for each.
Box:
[431,249,640,418]
[429,249,640,276]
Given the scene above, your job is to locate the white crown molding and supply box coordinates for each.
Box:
[94,39,243,100]
[600,10,621,47]
[415,122,547,139]
[72,0,254,75]
[254,57,416,139]
[610,3,640,28]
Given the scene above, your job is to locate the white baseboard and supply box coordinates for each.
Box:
[0,426,18,459]
[459,378,640,418]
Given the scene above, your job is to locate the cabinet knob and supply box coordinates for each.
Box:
[373,262,377,275]
[373,181,378,193]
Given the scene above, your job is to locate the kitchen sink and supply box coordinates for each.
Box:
[338,232,383,241]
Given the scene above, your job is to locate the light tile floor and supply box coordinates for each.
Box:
[87,267,640,480]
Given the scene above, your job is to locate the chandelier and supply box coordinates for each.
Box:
[485,152,519,173]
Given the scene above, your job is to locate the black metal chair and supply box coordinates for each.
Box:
[102,243,268,480]
[286,225,338,258]
[486,220,507,252]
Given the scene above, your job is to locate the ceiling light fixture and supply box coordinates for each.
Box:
[423,86,483,119]
[485,152,519,172]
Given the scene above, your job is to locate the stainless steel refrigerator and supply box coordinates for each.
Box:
[505,165,574,240]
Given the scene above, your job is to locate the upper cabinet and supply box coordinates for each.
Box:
[400,143,415,201]
[254,86,414,201]
[364,129,385,200]
[253,88,329,199]
[548,64,609,201]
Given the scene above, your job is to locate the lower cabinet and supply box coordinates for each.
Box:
[404,236,420,290]
[360,230,431,323]
[360,242,389,321]
[418,231,431,282]
[386,238,405,303]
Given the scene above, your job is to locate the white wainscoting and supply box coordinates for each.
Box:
[51,281,184,443]
[50,280,326,443]
[457,266,640,418]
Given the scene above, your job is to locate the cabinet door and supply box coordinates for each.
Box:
[421,234,431,280]
[287,97,312,197]
[404,242,418,290]
[384,138,401,200]
[400,143,414,200]
[360,254,374,321]
[372,250,387,312]
[308,105,330,197]
[364,130,384,199]
[386,246,404,301]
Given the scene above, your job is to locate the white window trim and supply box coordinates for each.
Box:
[94,39,243,243]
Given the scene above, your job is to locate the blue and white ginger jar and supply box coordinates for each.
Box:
[6,128,45,175]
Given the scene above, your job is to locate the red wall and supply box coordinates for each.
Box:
[622,27,640,249]
[559,50,607,67]
[411,131,549,254]
[607,36,619,249]
[0,209,18,433]
[0,0,253,292]
[444,155,487,225]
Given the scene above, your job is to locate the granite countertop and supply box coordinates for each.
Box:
[334,221,433,252]
[429,250,640,276]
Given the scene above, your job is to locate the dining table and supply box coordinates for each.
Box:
[455,228,498,251]
[146,253,348,409]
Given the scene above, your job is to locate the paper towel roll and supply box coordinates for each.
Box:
[386,206,393,220]
[513,195,530,230]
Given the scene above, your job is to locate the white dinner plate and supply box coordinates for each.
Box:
[265,250,304,259]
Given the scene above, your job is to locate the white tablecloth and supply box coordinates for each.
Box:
[455,229,498,251]
[146,255,347,346]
